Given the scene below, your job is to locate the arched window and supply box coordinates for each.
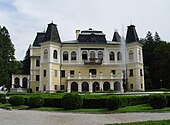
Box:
[63,51,68,60]
[109,52,115,60]
[44,49,48,59]
[129,50,134,61]
[117,52,122,61]
[71,51,76,60]
[82,51,87,60]
[90,51,95,59]
[53,50,57,59]
[98,51,103,59]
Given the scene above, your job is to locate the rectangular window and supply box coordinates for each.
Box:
[44,70,46,77]
[70,70,74,77]
[61,70,65,78]
[36,75,39,81]
[140,69,143,76]
[36,59,40,67]
[130,84,133,91]
[36,87,39,91]
[61,85,64,90]
[54,70,57,77]
[54,85,58,90]
[129,69,133,77]
[122,70,126,77]
[111,70,116,75]
[141,84,143,89]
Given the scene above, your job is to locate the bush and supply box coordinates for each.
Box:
[8,95,25,106]
[149,94,167,109]
[165,94,170,107]
[61,93,83,110]
[0,93,5,98]
[27,96,44,108]
[44,98,62,107]
[83,98,107,108]
[106,96,121,110]
[0,97,7,104]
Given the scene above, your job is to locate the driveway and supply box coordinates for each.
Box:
[0,108,170,125]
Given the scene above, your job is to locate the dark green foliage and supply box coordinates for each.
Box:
[43,98,62,107]
[165,94,170,107]
[83,99,107,108]
[106,96,121,110]
[0,93,5,98]
[0,97,7,104]
[27,96,44,108]
[149,94,167,109]
[8,95,25,106]
[61,93,83,110]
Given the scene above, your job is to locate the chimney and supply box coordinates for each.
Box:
[75,30,80,39]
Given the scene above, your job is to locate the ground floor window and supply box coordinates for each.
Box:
[71,82,78,92]
[61,85,64,90]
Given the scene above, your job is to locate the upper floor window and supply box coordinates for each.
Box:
[129,50,134,61]
[44,70,46,77]
[109,51,115,60]
[90,51,95,59]
[44,49,48,59]
[98,51,103,59]
[139,50,141,62]
[129,69,133,76]
[63,51,68,60]
[82,51,87,60]
[36,59,40,67]
[71,51,76,60]
[53,50,57,59]
[117,52,122,61]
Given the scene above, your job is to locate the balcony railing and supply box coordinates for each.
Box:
[67,72,123,80]
[84,58,102,65]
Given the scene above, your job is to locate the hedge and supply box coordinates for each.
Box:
[43,98,62,107]
[83,98,107,108]
[27,96,44,108]
[8,95,25,106]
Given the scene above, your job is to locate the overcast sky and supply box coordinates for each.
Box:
[0,0,170,60]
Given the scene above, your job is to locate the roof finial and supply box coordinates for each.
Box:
[130,21,133,25]
[114,28,118,32]
[52,20,53,24]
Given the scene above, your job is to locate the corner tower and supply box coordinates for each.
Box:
[125,25,144,91]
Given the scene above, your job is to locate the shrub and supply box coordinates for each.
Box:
[44,98,62,107]
[8,95,25,106]
[27,96,44,108]
[106,96,121,110]
[61,93,83,110]
[149,94,167,109]
[0,93,5,98]
[165,94,170,107]
[0,97,7,104]
[83,98,107,108]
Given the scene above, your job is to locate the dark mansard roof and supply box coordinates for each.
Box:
[32,23,61,46]
[126,25,139,43]
[112,31,121,42]
[77,28,107,44]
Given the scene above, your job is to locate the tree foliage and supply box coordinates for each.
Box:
[142,31,170,89]
[0,26,22,88]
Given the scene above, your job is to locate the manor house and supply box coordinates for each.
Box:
[12,23,144,92]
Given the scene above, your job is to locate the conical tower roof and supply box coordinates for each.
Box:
[112,31,121,42]
[126,25,139,43]
[43,22,61,43]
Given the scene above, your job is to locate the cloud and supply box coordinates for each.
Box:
[0,0,170,60]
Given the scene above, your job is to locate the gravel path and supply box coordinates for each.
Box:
[0,108,170,125]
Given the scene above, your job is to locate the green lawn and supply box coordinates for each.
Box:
[107,120,170,125]
[2,103,170,113]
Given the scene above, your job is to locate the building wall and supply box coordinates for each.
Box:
[28,41,144,92]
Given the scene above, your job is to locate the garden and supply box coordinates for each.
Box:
[0,92,170,113]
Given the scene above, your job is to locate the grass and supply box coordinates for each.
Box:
[107,120,170,125]
[1,102,170,113]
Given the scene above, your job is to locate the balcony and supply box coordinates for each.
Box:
[84,58,102,65]
[67,72,123,80]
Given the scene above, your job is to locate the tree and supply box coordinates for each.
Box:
[0,26,22,88]
[154,32,161,43]
[22,45,30,74]
[0,26,15,86]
